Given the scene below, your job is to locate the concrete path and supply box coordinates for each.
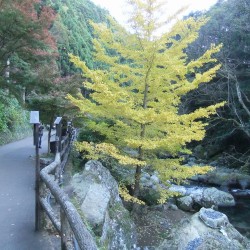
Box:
[0,132,59,250]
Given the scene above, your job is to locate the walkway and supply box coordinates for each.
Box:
[0,132,59,250]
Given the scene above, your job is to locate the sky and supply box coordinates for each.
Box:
[91,0,218,28]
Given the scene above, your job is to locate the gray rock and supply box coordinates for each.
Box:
[199,208,229,228]
[239,179,250,190]
[231,189,250,197]
[158,208,250,250]
[142,172,151,180]
[40,157,53,168]
[140,172,151,185]
[177,196,194,211]
[173,186,235,211]
[168,204,178,210]
[80,183,110,225]
[190,168,250,191]
[150,174,160,184]
[197,187,235,208]
[71,160,137,249]
[169,185,187,195]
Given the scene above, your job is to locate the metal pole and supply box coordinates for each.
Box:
[35,123,41,231]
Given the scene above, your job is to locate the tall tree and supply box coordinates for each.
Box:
[0,0,56,98]
[68,0,224,203]
[27,73,82,152]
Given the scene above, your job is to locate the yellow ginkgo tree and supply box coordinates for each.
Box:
[68,0,225,204]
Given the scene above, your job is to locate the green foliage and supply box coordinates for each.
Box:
[69,148,86,174]
[0,102,7,132]
[0,91,27,130]
[0,0,113,147]
[140,187,161,206]
[45,0,112,75]
[0,0,56,98]
[185,0,250,159]
[77,121,106,143]
[0,90,31,145]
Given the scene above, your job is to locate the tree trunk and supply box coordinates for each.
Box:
[133,165,142,197]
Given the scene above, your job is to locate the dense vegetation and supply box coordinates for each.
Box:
[0,0,57,144]
[185,0,250,170]
[0,0,111,144]
[0,0,249,172]
[45,0,111,75]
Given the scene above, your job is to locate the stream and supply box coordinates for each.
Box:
[187,181,250,240]
[219,193,250,239]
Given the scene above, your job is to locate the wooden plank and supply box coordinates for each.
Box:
[40,153,98,250]
[61,208,72,250]
[40,197,61,233]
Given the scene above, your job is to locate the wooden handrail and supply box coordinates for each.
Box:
[39,136,98,250]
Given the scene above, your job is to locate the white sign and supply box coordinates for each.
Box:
[54,117,62,124]
[30,111,39,124]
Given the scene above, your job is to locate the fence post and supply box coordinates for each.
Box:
[35,123,42,231]
[30,111,42,231]
[54,117,62,154]
[54,117,62,182]
[61,208,73,250]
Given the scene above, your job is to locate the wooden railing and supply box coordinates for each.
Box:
[37,133,97,250]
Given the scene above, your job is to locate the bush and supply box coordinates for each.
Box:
[77,125,106,143]
[0,90,32,145]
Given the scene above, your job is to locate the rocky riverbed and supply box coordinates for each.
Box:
[64,160,250,249]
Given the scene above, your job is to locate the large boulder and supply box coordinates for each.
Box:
[71,160,137,249]
[177,196,194,211]
[190,168,250,191]
[176,186,235,211]
[158,208,250,250]
[194,187,235,208]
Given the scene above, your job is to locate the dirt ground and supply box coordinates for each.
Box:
[132,203,192,248]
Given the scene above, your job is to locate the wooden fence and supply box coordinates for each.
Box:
[36,129,97,250]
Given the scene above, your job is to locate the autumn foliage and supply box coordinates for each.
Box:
[68,0,225,203]
[0,0,56,60]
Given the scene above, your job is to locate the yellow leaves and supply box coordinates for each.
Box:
[187,43,223,72]
[67,0,226,203]
[125,138,158,150]
[181,102,226,122]
[192,64,222,86]
[129,108,158,125]
[157,188,180,204]
[75,141,146,166]
[150,158,213,185]
[119,184,145,205]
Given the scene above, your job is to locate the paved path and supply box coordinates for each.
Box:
[0,133,59,250]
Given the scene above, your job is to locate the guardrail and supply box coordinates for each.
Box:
[36,128,97,250]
